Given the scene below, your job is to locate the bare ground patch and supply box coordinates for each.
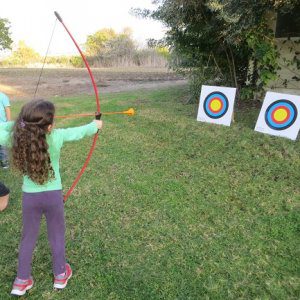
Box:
[0,67,187,101]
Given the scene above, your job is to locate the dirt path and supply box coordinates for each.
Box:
[0,67,187,101]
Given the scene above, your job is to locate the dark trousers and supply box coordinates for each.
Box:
[0,145,8,163]
[17,190,66,279]
[0,182,9,196]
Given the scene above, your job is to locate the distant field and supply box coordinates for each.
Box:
[0,67,186,101]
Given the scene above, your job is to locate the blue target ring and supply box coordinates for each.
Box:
[265,99,297,130]
[203,91,229,119]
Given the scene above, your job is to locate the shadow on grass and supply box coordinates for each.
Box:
[235,106,261,130]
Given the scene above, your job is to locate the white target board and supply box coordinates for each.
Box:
[255,92,300,140]
[197,85,237,126]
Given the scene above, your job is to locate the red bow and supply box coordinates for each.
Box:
[54,11,101,202]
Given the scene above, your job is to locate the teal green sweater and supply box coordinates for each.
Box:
[0,121,98,193]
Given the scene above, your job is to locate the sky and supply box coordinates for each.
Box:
[1,0,166,56]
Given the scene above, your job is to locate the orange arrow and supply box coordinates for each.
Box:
[55,108,135,119]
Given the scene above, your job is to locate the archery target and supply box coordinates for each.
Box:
[255,92,300,140]
[203,91,229,119]
[265,100,297,130]
[197,85,236,126]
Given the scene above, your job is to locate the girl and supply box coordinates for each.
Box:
[0,99,103,296]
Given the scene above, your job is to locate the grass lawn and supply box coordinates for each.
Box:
[0,86,299,299]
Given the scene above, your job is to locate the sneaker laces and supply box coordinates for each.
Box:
[55,272,67,280]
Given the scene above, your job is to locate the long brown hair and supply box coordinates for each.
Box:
[12,99,55,184]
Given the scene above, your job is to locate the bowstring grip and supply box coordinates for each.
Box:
[95,112,102,120]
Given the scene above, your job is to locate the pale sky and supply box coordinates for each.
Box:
[1,0,166,56]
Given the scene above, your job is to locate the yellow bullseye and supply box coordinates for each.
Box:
[274,108,288,122]
[210,99,222,112]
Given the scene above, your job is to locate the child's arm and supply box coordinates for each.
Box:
[55,120,103,143]
[1,93,11,121]
[0,121,14,146]
[5,106,11,121]
[0,121,14,131]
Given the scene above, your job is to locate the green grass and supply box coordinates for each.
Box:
[0,86,299,299]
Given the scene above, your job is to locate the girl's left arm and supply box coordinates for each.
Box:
[56,121,99,144]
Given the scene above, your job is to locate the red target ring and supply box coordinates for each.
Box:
[270,106,290,124]
[208,97,224,114]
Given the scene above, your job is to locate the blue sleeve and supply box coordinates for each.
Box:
[51,121,98,147]
[1,94,10,107]
[59,121,98,143]
[0,121,14,146]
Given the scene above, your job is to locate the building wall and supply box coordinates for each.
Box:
[267,11,300,95]
[268,38,300,94]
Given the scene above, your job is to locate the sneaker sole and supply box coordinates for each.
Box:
[53,272,72,289]
[11,283,33,296]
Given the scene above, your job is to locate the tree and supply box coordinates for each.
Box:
[0,18,13,50]
[85,28,117,56]
[5,41,40,66]
[106,28,136,58]
[85,28,137,67]
[133,0,299,102]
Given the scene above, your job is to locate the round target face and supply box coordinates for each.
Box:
[265,99,297,130]
[203,92,229,119]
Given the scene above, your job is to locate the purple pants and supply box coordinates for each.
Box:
[17,190,66,279]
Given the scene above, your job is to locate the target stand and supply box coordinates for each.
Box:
[197,85,237,126]
[255,92,300,140]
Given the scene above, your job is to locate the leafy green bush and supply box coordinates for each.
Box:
[133,0,299,102]
[70,56,84,68]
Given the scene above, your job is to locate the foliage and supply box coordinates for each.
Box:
[1,41,40,66]
[147,39,170,59]
[85,27,168,68]
[130,48,169,67]
[0,24,168,68]
[0,18,12,51]
[106,29,136,58]
[85,28,117,56]
[44,55,84,68]
[1,86,299,299]
[85,28,136,67]
[133,0,299,102]
[85,27,138,59]
[46,55,71,66]
[155,46,169,59]
[69,56,84,68]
